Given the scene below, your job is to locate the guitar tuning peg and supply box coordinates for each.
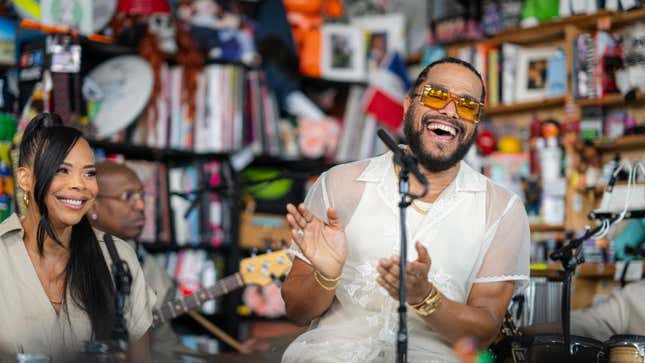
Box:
[251,248,258,257]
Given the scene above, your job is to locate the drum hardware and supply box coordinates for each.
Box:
[605,335,645,363]
[549,219,616,356]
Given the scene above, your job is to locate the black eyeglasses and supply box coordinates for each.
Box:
[97,190,146,205]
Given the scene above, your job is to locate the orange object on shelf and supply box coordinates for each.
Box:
[19,19,114,43]
[283,0,343,17]
[284,0,344,78]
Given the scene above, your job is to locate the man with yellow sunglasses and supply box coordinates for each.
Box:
[282,58,530,362]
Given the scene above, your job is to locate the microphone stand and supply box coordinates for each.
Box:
[394,151,428,363]
[83,235,132,363]
[549,220,613,356]
[377,128,428,363]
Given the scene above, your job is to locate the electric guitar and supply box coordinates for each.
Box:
[152,250,291,327]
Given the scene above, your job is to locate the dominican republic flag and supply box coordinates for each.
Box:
[362,52,411,130]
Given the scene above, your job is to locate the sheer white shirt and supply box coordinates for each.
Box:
[283,151,530,362]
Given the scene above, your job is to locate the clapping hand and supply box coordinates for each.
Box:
[286,203,348,279]
[376,241,433,305]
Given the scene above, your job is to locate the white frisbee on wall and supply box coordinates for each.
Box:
[84,55,153,138]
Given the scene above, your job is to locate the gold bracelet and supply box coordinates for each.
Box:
[410,286,442,316]
[410,286,435,308]
[315,270,342,282]
[313,270,341,291]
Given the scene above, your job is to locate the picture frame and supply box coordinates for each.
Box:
[514,47,558,102]
[321,24,365,82]
[41,0,93,35]
[351,13,405,71]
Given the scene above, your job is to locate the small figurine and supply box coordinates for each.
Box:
[178,0,260,66]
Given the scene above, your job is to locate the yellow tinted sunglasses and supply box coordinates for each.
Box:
[417,84,483,123]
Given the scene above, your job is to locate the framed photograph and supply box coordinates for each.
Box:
[351,13,405,70]
[515,47,558,102]
[41,0,93,35]
[321,24,365,82]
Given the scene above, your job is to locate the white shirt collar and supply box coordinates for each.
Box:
[356,151,487,193]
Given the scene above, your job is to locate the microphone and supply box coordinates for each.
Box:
[377,128,428,187]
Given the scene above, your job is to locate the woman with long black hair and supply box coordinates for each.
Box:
[0,113,154,361]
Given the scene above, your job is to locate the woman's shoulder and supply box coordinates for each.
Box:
[92,228,139,265]
[0,213,24,236]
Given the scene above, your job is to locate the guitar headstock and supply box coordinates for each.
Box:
[239,250,291,286]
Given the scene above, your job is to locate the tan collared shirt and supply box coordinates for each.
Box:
[0,213,156,360]
[572,280,645,341]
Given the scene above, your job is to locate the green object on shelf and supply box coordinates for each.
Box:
[0,114,17,142]
[522,0,559,22]
[243,167,293,200]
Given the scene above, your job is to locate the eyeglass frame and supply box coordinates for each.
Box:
[414,84,484,124]
[97,190,146,205]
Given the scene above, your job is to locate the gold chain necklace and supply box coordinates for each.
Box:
[393,158,429,215]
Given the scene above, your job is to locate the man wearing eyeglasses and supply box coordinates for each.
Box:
[89,161,181,362]
[281,58,530,362]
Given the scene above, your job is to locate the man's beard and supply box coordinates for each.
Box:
[403,109,477,173]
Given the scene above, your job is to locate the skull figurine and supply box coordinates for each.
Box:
[147,13,177,55]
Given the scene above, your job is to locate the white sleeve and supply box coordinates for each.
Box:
[473,194,531,293]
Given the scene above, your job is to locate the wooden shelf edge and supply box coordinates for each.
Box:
[530,224,566,233]
[438,10,645,48]
[594,134,645,152]
[487,9,645,45]
[530,263,563,278]
[531,262,645,279]
[485,97,566,116]
[575,92,645,107]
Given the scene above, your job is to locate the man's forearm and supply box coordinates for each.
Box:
[418,292,503,347]
[282,273,336,326]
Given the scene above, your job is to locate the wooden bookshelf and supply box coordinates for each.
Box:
[594,134,645,152]
[484,97,566,116]
[575,92,645,107]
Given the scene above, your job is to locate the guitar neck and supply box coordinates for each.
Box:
[152,273,244,327]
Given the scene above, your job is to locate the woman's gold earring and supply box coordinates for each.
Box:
[23,191,29,208]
